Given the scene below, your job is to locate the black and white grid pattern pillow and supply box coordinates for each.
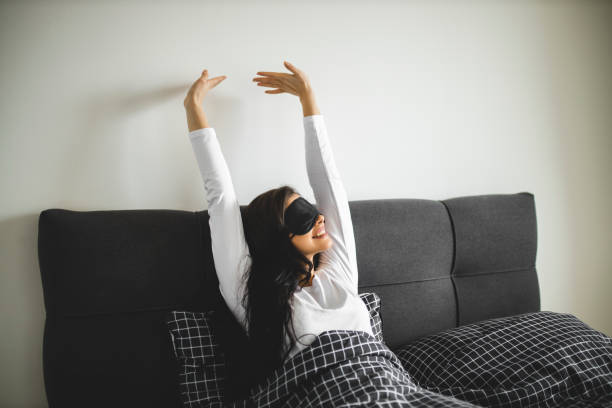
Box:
[166,310,226,407]
[358,291,384,343]
[166,292,384,407]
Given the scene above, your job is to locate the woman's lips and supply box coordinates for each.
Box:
[313,232,327,239]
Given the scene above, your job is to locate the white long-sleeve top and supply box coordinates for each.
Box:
[188,114,373,363]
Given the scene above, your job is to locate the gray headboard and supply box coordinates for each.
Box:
[37,191,539,407]
[352,192,539,349]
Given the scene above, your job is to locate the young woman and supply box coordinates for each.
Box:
[183,61,374,379]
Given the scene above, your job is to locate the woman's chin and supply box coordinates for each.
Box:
[313,236,333,252]
[321,238,333,250]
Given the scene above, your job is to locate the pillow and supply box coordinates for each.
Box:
[393,311,612,407]
[358,291,385,343]
[166,292,384,406]
[166,310,226,407]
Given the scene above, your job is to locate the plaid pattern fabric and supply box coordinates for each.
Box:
[359,291,384,343]
[166,292,384,407]
[167,310,226,407]
[237,329,482,407]
[394,311,612,408]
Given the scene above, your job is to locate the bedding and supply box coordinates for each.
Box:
[168,321,481,407]
[235,329,482,407]
[168,299,612,408]
[394,311,612,408]
[166,292,388,407]
[167,309,226,406]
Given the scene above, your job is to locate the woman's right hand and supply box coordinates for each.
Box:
[184,69,227,109]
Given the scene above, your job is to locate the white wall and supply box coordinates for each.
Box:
[1,0,610,406]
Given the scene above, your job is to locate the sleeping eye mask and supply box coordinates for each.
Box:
[284,197,321,237]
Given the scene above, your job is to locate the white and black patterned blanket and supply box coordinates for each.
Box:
[169,310,612,407]
[228,329,481,407]
[234,313,612,408]
[394,311,612,408]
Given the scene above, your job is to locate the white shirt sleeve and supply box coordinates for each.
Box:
[304,114,359,295]
[188,127,250,331]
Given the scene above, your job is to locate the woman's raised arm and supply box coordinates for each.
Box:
[253,62,359,294]
[184,70,250,331]
[302,111,359,295]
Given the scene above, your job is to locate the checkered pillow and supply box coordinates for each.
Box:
[358,291,385,343]
[166,292,384,407]
[393,311,612,407]
[166,310,226,407]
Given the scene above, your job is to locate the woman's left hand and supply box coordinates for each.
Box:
[184,69,227,108]
[252,61,313,100]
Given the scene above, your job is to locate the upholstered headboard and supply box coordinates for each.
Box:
[37,192,539,407]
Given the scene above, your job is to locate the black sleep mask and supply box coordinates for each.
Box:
[284,197,321,237]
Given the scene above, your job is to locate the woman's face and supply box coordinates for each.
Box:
[285,193,333,261]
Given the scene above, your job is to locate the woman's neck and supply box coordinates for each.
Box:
[298,269,317,287]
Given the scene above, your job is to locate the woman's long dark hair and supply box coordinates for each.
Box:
[240,185,320,381]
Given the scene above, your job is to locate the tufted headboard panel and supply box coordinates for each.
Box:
[351,192,539,349]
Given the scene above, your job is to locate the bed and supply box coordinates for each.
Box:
[37,192,612,407]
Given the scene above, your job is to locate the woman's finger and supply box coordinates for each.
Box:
[283,61,304,77]
[257,81,282,88]
[266,88,285,94]
[256,77,283,85]
[253,77,282,84]
[256,78,282,86]
[209,75,227,87]
[255,72,290,77]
